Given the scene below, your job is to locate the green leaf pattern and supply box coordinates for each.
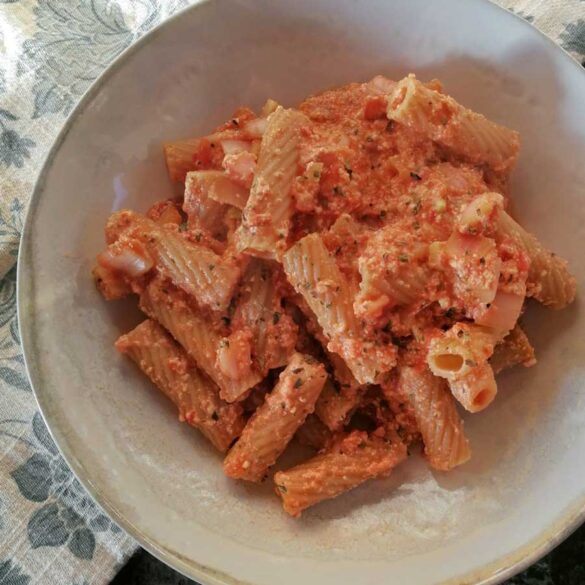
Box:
[0,0,194,577]
[0,560,31,585]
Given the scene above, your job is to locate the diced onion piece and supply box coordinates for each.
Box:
[261,98,279,117]
[156,205,182,226]
[444,232,501,305]
[223,151,257,190]
[428,241,446,268]
[476,291,524,336]
[305,161,323,181]
[458,192,504,236]
[244,118,268,138]
[367,75,396,95]
[209,173,250,209]
[216,331,253,381]
[97,244,153,278]
[221,139,252,156]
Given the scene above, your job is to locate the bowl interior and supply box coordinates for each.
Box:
[19,1,585,584]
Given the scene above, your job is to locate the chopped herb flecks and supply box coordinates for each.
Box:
[392,335,409,349]
[445,307,456,319]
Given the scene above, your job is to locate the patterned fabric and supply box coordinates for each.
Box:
[0,2,194,583]
[0,1,583,584]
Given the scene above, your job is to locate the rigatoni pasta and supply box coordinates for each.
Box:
[232,259,298,375]
[295,414,333,451]
[274,431,407,517]
[283,232,396,385]
[428,323,498,412]
[236,107,309,259]
[490,325,536,375]
[139,277,262,403]
[395,366,470,471]
[224,353,327,482]
[495,210,576,309]
[387,74,520,172]
[101,210,241,311]
[94,73,575,517]
[116,319,245,452]
[183,171,234,238]
[314,374,364,432]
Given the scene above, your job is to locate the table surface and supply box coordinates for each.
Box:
[111,523,585,585]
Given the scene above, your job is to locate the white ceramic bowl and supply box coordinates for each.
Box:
[18,1,585,584]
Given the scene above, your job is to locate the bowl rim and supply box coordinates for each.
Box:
[16,1,585,584]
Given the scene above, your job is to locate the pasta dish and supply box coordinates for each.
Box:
[93,74,576,517]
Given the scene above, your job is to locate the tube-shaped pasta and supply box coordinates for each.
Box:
[490,325,536,375]
[164,137,210,183]
[387,74,520,172]
[236,107,309,259]
[224,353,327,482]
[429,231,501,309]
[183,171,229,238]
[475,289,524,336]
[396,366,470,471]
[299,315,366,431]
[105,210,241,312]
[496,210,576,310]
[356,224,432,317]
[146,200,183,227]
[314,378,362,432]
[283,233,396,384]
[233,260,297,374]
[428,323,498,412]
[274,430,407,517]
[295,414,333,451]
[457,192,504,236]
[314,352,365,431]
[116,320,245,452]
[139,278,262,402]
[284,233,357,334]
[187,170,249,211]
[92,78,579,519]
[92,264,132,300]
[449,363,497,413]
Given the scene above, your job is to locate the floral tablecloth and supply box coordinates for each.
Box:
[0,1,583,584]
